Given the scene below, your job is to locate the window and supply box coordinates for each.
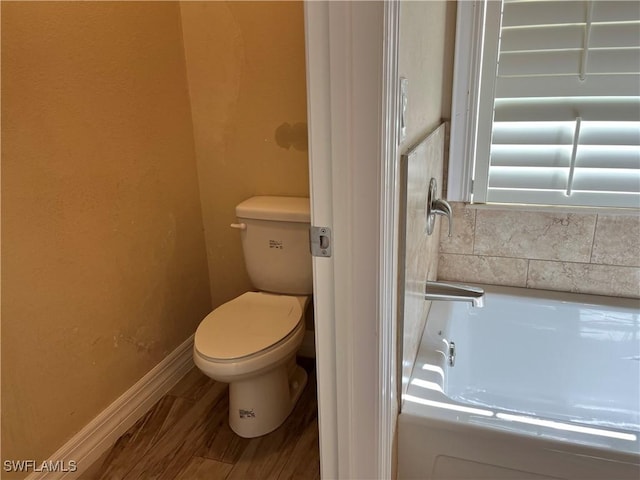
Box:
[449,0,640,209]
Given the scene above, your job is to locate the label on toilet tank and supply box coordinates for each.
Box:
[268,239,283,250]
[239,409,256,419]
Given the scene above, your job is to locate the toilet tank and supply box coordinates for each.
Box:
[235,196,312,295]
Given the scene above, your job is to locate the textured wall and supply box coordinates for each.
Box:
[399,1,456,150]
[1,2,211,474]
[439,203,640,298]
[180,1,310,310]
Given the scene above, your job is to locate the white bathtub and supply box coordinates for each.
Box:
[399,285,640,480]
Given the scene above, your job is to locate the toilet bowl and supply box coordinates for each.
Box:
[193,196,313,438]
[194,292,310,438]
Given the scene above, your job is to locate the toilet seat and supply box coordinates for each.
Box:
[194,292,303,362]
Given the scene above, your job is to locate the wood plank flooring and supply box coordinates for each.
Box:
[88,361,319,480]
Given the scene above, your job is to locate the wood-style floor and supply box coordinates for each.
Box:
[89,361,320,480]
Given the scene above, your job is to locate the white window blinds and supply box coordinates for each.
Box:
[479,0,640,208]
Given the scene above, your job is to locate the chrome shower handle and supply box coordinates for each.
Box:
[432,198,452,237]
[426,178,452,237]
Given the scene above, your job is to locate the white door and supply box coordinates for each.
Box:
[304,2,400,478]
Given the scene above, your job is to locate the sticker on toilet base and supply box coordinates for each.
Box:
[239,409,255,419]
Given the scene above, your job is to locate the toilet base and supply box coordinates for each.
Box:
[228,357,308,438]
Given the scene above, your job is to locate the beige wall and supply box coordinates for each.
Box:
[179,1,310,309]
[398,1,456,399]
[439,204,640,298]
[1,2,211,474]
[399,1,456,150]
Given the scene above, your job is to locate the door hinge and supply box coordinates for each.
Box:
[310,226,332,257]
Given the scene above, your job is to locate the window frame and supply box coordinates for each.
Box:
[448,0,482,203]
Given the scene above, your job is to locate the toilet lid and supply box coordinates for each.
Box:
[194,292,303,361]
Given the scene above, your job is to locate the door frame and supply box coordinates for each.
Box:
[304,2,400,478]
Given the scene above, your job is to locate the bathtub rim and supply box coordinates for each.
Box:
[403,283,640,459]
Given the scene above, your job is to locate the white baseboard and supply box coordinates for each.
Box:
[26,335,195,480]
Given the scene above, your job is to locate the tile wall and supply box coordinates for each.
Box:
[399,125,445,397]
[438,203,640,298]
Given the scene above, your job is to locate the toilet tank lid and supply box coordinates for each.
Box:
[236,196,310,223]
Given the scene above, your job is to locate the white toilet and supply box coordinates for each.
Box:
[193,196,313,438]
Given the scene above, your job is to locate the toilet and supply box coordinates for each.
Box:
[193,196,313,438]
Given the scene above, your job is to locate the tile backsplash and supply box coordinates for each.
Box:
[399,124,445,398]
[438,203,640,298]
